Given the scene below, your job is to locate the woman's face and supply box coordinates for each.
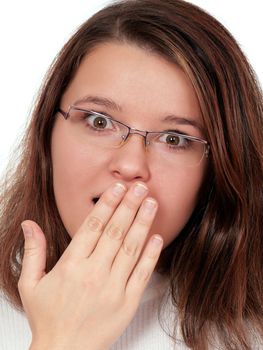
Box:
[51,42,207,249]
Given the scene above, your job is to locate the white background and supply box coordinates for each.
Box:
[0,1,262,176]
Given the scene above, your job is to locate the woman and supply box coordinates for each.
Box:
[0,0,262,349]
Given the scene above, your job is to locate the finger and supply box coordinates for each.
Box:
[18,220,47,291]
[90,182,149,267]
[111,197,158,285]
[61,182,127,262]
[125,234,163,301]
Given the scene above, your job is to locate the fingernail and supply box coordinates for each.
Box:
[148,235,163,258]
[21,223,33,237]
[151,235,163,247]
[134,183,148,197]
[112,183,126,196]
[143,199,157,214]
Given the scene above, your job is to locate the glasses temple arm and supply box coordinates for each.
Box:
[57,108,68,119]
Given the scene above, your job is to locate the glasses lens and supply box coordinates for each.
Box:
[148,132,206,166]
[68,108,128,147]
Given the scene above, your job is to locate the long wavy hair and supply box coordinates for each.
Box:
[1,1,262,349]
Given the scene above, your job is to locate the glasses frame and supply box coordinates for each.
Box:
[57,105,210,160]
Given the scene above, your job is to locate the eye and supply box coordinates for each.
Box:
[159,133,190,148]
[74,110,118,133]
[165,134,181,146]
[85,112,115,130]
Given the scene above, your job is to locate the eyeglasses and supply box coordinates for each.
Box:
[57,106,210,167]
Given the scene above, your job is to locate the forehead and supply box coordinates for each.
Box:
[61,42,204,134]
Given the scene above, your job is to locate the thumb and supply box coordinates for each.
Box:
[19,220,47,289]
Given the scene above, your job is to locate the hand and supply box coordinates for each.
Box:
[18,182,163,350]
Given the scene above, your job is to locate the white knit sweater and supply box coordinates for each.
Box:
[0,272,188,350]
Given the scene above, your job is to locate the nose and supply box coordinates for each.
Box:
[108,133,151,182]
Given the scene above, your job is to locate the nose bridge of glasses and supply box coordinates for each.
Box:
[130,127,147,137]
[124,127,149,147]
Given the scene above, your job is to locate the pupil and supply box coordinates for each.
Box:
[167,135,179,145]
[94,117,106,129]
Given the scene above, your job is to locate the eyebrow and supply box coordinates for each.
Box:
[74,95,122,112]
[73,95,203,132]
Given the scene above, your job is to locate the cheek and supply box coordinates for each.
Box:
[150,167,205,248]
[51,122,100,234]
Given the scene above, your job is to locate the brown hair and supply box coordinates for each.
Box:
[1,0,262,349]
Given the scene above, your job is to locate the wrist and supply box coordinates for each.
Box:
[29,338,68,350]
[29,339,108,350]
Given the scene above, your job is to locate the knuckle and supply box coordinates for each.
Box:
[102,193,117,208]
[136,216,150,227]
[123,197,138,211]
[106,223,124,240]
[122,240,138,257]
[135,267,150,282]
[23,246,38,258]
[85,215,103,232]
[58,259,76,277]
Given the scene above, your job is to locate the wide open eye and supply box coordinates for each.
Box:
[83,112,116,132]
[158,132,190,150]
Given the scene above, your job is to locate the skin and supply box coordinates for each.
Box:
[51,42,207,249]
[18,42,208,349]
